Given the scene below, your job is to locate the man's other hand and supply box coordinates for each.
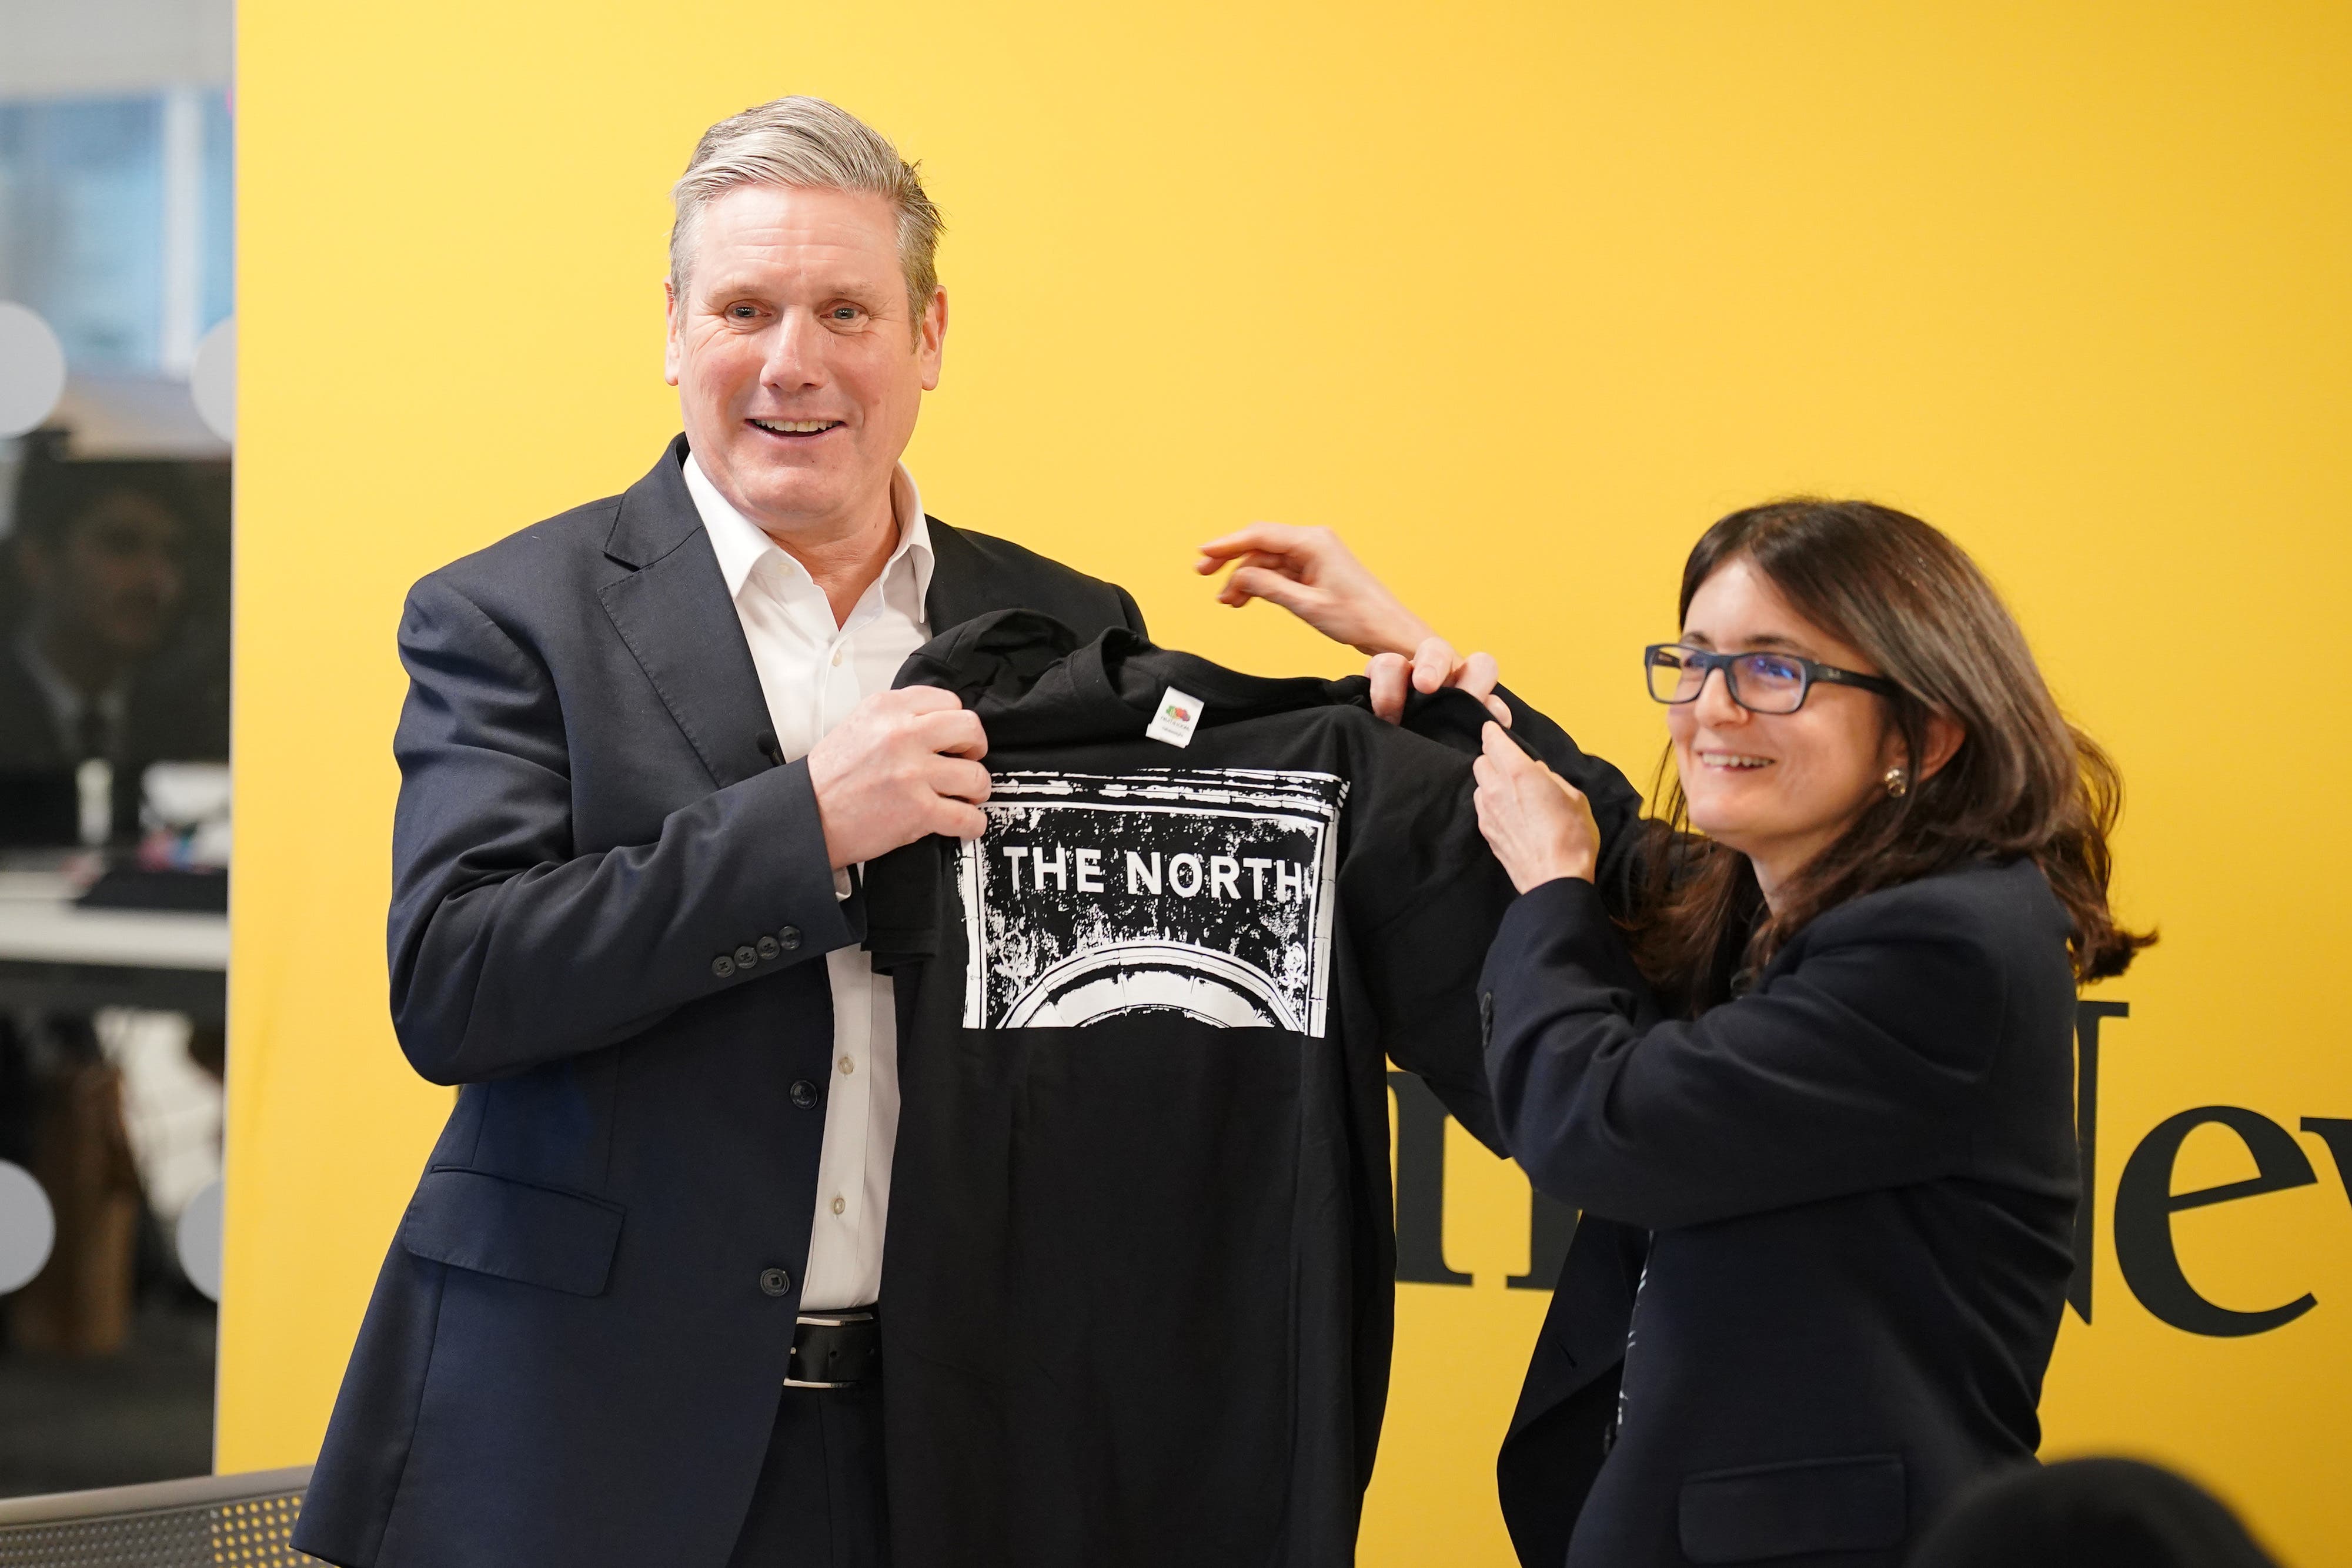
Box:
[808,687,991,869]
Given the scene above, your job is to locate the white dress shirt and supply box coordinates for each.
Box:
[683,453,934,1311]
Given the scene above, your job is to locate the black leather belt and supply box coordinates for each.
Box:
[786,1310,880,1389]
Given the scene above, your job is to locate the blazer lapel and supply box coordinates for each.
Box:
[923,517,1029,631]
[597,437,775,790]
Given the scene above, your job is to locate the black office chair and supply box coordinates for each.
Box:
[0,1466,319,1567]
[1907,1457,2280,1568]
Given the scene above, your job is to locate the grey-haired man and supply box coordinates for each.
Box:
[295,98,1143,1568]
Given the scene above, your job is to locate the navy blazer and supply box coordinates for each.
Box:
[1485,859,2080,1568]
[293,439,1142,1568]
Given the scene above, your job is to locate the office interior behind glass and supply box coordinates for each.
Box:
[0,0,236,1497]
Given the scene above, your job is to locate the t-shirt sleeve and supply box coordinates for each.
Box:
[1391,684,1650,921]
[1337,715,1520,1154]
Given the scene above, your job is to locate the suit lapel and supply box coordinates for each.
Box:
[923,517,1026,631]
[597,437,774,790]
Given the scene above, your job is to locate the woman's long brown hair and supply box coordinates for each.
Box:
[1629,499,2152,1008]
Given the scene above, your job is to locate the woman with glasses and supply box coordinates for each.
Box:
[1197,499,2149,1568]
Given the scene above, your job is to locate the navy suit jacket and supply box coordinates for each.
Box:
[294,439,1142,1568]
[1486,860,2080,1568]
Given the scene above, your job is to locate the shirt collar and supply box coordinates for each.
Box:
[14,627,126,733]
[682,452,934,614]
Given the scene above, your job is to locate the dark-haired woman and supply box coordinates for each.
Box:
[1198,502,2149,1568]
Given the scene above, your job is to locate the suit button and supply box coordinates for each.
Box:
[789,1078,820,1109]
[734,944,759,969]
[759,1268,793,1297]
[756,935,780,962]
[779,925,802,951]
[712,955,735,979]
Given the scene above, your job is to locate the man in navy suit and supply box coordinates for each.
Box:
[295,97,1143,1568]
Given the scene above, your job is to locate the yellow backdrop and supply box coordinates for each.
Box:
[227,4,2352,1562]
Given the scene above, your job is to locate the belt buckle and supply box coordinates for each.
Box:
[784,1309,876,1390]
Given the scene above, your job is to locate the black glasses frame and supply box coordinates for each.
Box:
[1642,643,1902,714]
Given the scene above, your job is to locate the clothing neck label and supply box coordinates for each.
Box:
[1145,687,1204,747]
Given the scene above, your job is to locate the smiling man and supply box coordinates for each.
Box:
[295,99,1144,1568]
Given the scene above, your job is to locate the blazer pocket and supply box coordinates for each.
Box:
[399,1166,624,1298]
[1677,1453,1906,1564]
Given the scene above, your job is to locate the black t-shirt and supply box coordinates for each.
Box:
[862,610,1569,1568]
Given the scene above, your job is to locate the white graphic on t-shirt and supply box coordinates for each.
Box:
[956,768,1345,1036]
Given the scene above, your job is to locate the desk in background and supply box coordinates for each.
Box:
[0,870,227,1025]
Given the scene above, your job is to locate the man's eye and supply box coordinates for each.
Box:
[728,305,760,319]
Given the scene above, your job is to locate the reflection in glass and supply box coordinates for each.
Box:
[1,67,232,1498]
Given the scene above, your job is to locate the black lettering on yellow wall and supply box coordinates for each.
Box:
[1389,1071,1471,1285]
[2114,1105,2318,1336]
[1508,1192,1578,1291]
[2070,1000,2130,1323]
[2296,1118,2352,1206]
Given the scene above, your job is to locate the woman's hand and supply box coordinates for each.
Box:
[1195,523,1433,656]
[1365,641,1512,726]
[1474,723,1600,894]
[1197,523,1509,724]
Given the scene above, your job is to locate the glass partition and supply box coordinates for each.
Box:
[0,18,233,1496]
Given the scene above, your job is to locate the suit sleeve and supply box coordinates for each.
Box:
[386,576,857,1085]
[1483,878,2007,1229]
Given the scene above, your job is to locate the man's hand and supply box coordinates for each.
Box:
[807,687,991,870]
[1472,721,1599,894]
[1194,523,1434,656]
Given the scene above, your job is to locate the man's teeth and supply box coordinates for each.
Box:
[751,419,838,433]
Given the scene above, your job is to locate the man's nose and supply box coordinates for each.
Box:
[761,309,828,392]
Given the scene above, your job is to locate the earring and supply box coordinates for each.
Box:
[1883,767,1909,798]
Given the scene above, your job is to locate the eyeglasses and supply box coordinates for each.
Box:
[1643,643,1902,715]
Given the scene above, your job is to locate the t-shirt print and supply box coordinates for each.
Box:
[957,767,1345,1035]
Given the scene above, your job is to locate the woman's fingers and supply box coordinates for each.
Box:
[1456,650,1500,700]
[1471,721,1599,891]
[1408,636,1459,695]
[1410,639,1512,722]
[1371,638,1512,726]
[1222,563,1323,614]
[1482,718,1531,765]
[1195,522,1315,571]
[1197,522,1441,659]
[1367,652,1411,722]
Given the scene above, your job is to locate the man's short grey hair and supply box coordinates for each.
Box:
[670,96,944,321]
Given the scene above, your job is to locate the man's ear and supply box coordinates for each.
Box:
[916,285,947,392]
[663,279,683,388]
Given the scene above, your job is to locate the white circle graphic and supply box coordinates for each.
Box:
[1003,941,1298,1031]
[0,1161,57,1295]
[0,303,68,437]
[191,315,236,442]
[176,1175,225,1301]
